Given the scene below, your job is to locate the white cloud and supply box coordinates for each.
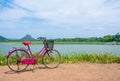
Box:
[0,0,120,38]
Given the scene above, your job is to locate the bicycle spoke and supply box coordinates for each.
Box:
[43,49,61,68]
[7,49,30,72]
[17,63,20,70]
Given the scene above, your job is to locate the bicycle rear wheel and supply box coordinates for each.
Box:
[42,49,61,68]
[7,49,30,72]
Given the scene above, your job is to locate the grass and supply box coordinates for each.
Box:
[0,52,6,65]
[0,52,120,66]
[61,52,120,64]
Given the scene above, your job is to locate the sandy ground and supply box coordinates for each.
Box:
[0,64,120,81]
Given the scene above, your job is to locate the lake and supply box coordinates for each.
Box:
[0,42,120,55]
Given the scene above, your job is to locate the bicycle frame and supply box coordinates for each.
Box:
[26,44,50,58]
[7,40,52,64]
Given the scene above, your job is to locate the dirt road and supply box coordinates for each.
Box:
[0,64,120,81]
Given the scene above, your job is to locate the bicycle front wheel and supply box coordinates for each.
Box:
[7,49,30,72]
[42,49,61,68]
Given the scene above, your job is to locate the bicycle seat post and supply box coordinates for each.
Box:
[27,44,34,58]
[22,41,33,58]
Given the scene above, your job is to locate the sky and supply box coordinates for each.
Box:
[0,0,120,39]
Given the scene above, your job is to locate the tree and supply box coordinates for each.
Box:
[103,35,113,42]
[115,33,120,42]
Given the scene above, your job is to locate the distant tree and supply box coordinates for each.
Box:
[88,37,98,42]
[114,33,120,42]
[103,35,113,42]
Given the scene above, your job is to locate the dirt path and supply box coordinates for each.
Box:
[0,64,120,81]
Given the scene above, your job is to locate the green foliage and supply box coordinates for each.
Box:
[0,52,120,65]
[103,35,113,42]
[55,33,120,43]
[0,52,6,65]
[61,52,120,64]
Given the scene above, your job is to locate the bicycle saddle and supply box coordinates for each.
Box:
[22,41,31,45]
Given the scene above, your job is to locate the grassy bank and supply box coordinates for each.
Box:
[61,52,120,64]
[0,52,120,66]
[0,52,6,65]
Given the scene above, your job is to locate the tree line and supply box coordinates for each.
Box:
[55,33,120,42]
[0,33,120,42]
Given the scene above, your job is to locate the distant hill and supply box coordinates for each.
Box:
[20,34,36,40]
[0,35,7,40]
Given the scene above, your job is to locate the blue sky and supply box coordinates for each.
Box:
[0,0,120,39]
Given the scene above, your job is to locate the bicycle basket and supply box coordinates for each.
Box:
[45,40,54,50]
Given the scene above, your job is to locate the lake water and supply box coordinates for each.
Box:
[0,42,120,55]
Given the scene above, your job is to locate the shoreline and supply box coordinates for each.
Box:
[0,41,120,45]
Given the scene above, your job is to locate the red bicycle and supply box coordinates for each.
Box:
[6,37,61,72]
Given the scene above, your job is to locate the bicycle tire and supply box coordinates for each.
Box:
[7,49,30,72]
[42,49,61,68]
